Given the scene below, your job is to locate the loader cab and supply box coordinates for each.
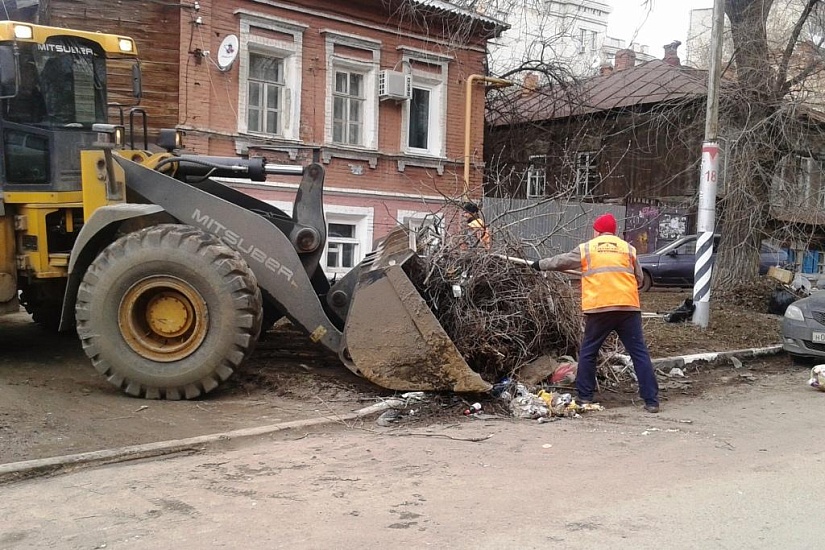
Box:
[0,22,140,193]
[0,38,110,190]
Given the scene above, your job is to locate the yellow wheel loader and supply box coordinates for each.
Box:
[0,21,490,399]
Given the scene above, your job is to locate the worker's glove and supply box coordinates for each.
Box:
[530,260,541,271]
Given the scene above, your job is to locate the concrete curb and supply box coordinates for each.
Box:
[0,398,404,485]
[651,345,784,370]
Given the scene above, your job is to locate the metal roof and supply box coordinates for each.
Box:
[492,60,708,125]
[412,0,509,32]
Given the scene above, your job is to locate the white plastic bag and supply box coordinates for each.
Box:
[808,365,825,392]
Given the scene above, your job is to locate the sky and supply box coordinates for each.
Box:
[606,0,714,56]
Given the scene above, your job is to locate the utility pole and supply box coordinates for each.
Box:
[692,0,725,327]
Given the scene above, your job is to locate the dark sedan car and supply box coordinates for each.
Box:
[636,234,789,291]
[782,292,825,363]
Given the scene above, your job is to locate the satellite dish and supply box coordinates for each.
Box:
[217,34,239,72]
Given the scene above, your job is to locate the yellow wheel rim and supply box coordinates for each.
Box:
[119,276,209,362]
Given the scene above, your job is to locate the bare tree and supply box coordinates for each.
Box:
[714,0,825,292]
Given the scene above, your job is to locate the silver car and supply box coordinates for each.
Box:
[782,292,825,363]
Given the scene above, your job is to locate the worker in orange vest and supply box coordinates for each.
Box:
[461,202,491,250]
[531,213,660,413]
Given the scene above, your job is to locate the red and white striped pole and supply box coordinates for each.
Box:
[693,0,725,328]
[692,143,719,327]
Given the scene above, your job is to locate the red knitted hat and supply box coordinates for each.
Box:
[593,213,617,234]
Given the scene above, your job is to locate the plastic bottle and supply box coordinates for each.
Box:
[463,402,482,415]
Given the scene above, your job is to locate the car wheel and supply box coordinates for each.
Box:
[640,271,653,292]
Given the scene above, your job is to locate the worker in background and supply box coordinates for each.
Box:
[530,213,660,413]
[461,202,491,250]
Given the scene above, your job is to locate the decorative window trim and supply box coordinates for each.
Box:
[320,147,379,169]
[395,155,448,176]
[400,48,449,159]
[324,32,380,151]
[396,45,454,63]
[236,11,305,141]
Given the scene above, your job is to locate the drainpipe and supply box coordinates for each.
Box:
[463,74,513,199]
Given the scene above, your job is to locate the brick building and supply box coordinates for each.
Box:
[29,0,505,278]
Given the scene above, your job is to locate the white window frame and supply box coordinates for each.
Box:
[264,201,373,278]
[400,49,449,158]
[324,31,380,150]
[332,69,366,146]
[246,53,286,136]
[324,206,374,277]
[397,209,444,251]
[237,12,305,141]
[575,151,598,196]
[526,155,547,197]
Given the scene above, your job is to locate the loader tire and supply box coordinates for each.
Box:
[75,224,263,400]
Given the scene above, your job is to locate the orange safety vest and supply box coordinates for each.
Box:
[467,218,491,249]
[579,235,640,311]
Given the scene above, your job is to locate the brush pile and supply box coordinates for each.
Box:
[406,245,582,383]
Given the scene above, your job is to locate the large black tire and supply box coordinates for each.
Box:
[75,224,263,399]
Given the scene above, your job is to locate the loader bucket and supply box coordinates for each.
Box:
[342,228,492,393]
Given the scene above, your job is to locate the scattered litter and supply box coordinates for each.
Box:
[463,402,483,415]
[549,362,577,385]
[134,405,149,413]
[668,367,685,378]
[663,299,694,323]
[678,419,693,424]
[541,443,553,449]
[509,384,603,420]
[808,365,825,392]
[490,377,513,397]
[730,356,743,369]
[376,409,403,427]
[401,391,427,402]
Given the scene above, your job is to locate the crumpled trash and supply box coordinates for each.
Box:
[509,385,604,420]
[491,377,514,397]
[376,409,403,427]
[663,299,695,323]
[808,365,825,392]
[549,362,577,385]
[509,384,550,419]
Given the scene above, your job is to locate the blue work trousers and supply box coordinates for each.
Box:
[577,310,659,406]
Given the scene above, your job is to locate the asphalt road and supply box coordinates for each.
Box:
[1,369,822,549]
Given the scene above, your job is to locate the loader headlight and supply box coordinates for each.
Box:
[13,25,33,40]
[92,123,125,148]
[158,128,184,152]
[118,38,135,53]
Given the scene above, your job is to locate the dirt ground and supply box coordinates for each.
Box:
[0,288,797,465]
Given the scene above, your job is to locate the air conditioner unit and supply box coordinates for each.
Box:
[378,70,412,101]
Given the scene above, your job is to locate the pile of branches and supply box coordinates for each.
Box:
[407,245,581,383]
